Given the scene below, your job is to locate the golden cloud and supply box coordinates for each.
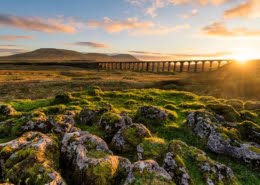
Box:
[224,0,260,19]
[202,21,260,37]
[87,17,189,35]
[0,14,77,33]
[0,35,34,41]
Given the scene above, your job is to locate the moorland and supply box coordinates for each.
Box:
[0,49,259,185]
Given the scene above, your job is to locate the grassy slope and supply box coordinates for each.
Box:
[0,88,259,184]
[0,48,139,62]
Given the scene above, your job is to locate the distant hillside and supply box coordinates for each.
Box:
[0,48,140,62]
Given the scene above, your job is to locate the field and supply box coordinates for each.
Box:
[0,61,260,101]
[0,62,259,185]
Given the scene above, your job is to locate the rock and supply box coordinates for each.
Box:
[163,152,192,185]
[206,103,241,122]
[137,137,167,160]
[77,108,104,125]
[187,111,260,168]
[168,140,237,185]
[0,132,65,185]
[61,131,130,185]
[135,106,168,124]
[186,111,218,139]
[207,131,260,168]
[0,104,16,117]
[99,112,133,141]
[21,113,77,134]
[111,124,152,153]
[124,160,174,185]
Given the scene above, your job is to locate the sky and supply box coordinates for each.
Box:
[0,0,260,60]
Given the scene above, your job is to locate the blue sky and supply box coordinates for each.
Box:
[0,0,260,60]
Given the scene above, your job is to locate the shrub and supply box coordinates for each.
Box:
[54,92,73,104]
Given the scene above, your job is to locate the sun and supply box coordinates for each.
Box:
[232,49,259,64]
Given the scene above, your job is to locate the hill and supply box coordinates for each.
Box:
[0,48,140,62]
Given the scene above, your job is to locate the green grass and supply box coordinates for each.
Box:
[0,87,259,184]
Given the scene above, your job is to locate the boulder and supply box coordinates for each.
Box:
[207,131,260,168]
[135,106,168,124]
[0,132,65,185]
[124,160,174,185]
[137,137,167,160]
[111,124,152,153]
[187,111,260,168]
[61,131,130,185]
[77,108,105,125]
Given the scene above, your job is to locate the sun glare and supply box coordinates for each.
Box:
[232,49,259,64]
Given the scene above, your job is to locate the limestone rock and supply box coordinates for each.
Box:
[61,131,130,185]
[111,124,152,153]
[135,106,168,123]
[0,132,65,185]
[99,112,132,141]
[163,152,192,185]
[124,160,174,185]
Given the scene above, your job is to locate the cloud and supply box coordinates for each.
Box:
[127,0,230,17]
[0,45,28,56]
[0,14,77,33]
[73,41,110,48]
[224,0,260,19]
[0,35,34,41]
[87,17,154,33]
[202,21,260,37]
[179,9,198,19]
[87,17,189,35]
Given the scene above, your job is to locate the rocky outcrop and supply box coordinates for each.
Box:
[111,124,152,153]
[61,131,131,185]
[163,152,192,185]
[207,131,260,167]
[124,160,174,185]
[187,111,260,168]
[0,132,65,185]
[21,112,77,134]
[167,140,237,185]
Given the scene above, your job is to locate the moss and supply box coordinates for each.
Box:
[122,125,151,147]
[236,121,260,144]
[244,101,260,110]
[87,150,108,158]
[54,92,73,104]
[179,102,206,110]
[248,146,260,154]
[164,104,178,111]
[206,103,241,122]
[240,110,259,122]
[42,104,66,115]
[9,99,53,112]
[101,112,121,125]
[85,156,119,185]
[139,137,167,160]
[87,86,104,96]
[226,99,244,110]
